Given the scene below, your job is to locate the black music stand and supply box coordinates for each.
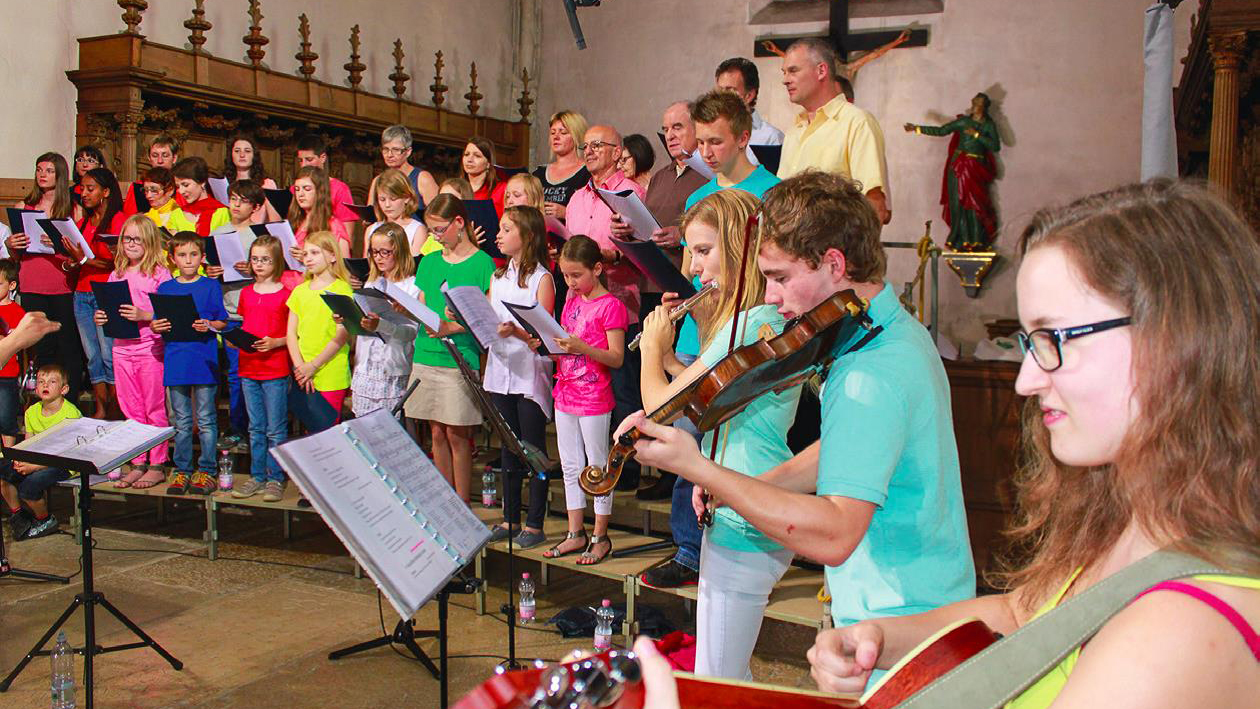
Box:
[0,526,70,583]
[0,435,182,708]
[439,337,553,669]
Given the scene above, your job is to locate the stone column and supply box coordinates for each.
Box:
[1207,32,1247,197]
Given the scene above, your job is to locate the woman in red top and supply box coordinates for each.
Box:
[461,137,507,217]
[5,152,86,402]
[72,167,125,418]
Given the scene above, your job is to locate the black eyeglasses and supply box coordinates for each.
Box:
[1016,317,1131,372]
[579,140,619,152]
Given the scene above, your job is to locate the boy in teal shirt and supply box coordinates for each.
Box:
[1,363,82,540]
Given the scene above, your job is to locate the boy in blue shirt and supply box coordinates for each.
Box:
[154,231,229,495]
[620,171,975,641]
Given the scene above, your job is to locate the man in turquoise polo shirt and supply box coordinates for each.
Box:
[621,171,974,648]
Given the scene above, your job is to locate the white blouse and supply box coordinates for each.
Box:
[484,262,554,417]
[365,219,424,252]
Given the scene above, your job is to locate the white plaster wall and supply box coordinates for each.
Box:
[0,0,526,178]
[534,0,1192,347]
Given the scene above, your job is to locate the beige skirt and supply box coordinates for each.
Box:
[403,363,483,426]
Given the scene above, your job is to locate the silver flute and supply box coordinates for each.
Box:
[628,282,718,351]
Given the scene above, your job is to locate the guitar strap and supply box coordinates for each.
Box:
[897,550,1230,709]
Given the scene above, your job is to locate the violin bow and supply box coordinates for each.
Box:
[698,211,761,528]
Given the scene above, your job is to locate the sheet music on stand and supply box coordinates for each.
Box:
[10,418,175,475]
[271,409,491,619]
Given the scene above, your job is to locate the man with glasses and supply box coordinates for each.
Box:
[367,124,439,217]
[618,172,974,653]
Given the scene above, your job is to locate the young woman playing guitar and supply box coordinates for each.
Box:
[640,180,1260,709]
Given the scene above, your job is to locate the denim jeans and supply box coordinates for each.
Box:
[169,384,218,473]
[223,343,249,435]
[241,377,288,482]
[0,462,70,500]
[670,352,704,571]
[73,290,114,385]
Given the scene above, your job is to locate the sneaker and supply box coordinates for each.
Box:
[639,559,699,589]
[262,481,284,503]
[17,514,58,541]
[8,508,34,539]
[218,433,243,450]
[166,472,191,495]
[513,529,547,549]
[231,478,265,499]
[188,472,216,496]
[488,524,518,543]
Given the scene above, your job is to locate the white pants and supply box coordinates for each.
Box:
[694,534,794,680]
[555,410,613,515]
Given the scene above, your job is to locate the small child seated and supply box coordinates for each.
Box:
[0,364,81,541]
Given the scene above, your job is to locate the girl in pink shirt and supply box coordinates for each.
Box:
[93,215,172,489]
[288,166,350,259]
[543,235,628,565]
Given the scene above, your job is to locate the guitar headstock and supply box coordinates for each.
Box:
[454,651,644,709]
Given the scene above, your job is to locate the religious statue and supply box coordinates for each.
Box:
[905,93,1001,252]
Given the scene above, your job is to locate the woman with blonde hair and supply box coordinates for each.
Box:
[791,180,1260,707]
[634,188,802,680]
[532,110,590,221]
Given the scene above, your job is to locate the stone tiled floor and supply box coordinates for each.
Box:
[1,491,817,708]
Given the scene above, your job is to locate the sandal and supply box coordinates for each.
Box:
[115,465,146,489]
[131,465,168,490]
[577,534,613,566]
[542,530,588,559]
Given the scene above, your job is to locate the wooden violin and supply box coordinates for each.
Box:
[453,618,999,709]
[579,289,879,496]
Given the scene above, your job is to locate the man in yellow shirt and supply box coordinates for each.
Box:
[777,38,891,224]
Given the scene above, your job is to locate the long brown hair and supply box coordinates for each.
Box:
[496,206,548,288]
[225,134,268,183]
[680,189,764,349]
[287,166,332,234]
[999,179,1260,608]
[24,152,73,219]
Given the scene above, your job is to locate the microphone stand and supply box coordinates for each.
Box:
[438,337,553,669]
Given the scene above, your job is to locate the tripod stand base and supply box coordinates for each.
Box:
[0,592,182,693]
[0,564,70,584]
[328,619,440,679]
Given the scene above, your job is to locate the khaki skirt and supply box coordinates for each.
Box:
[403,363,483,426]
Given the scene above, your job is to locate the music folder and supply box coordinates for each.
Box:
[5,418,174,477]
[271,409,491,619]
[441,284,504,351]
[207,176,230,207]
[610,237,697,298]
[130,182,151,214]
[6,208,46,252]
[149,293,207,342]
[749,144,783,175]
[343,202,377,223]
[320,292,383,341]
[262,188,293,218]
[503,301,573,357]
[90,280,141,340]
[344,257,371,283]
[250,221,304,272]
[219,326,261,351]
[463,199,504,260]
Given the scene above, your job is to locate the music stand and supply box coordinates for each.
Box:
[0,527,70,583]
[0,435,183,708]
[439,337,553,669]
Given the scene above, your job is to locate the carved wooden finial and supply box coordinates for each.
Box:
[118,0,148,36]
[517,67,534,122]
[295,13,318,79]
[389,39,410,99]
[344,25,366,90]
[464,62,483,116]
[184,0,211,52]
[243,0,269,68]
[430,50,449,107]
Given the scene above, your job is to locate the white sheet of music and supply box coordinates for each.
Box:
[372,277,442,332]
[19,210,53,255]
[260,221,304,272]
[503,301,571,356]
[272,410,489,619]
[207,176,230,207]
[440,284,504,350]
[212,228,254,283]
[40,219,93,265]
[682,150,717,180]
[595,188,659,241]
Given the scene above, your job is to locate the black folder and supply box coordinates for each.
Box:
[220,327,261,351]
[149,293,208,342]
[34,219,73,257]
[89,280,140,339]
[611,237,697,298]
[464,199,503,260]
[130,182,151,214]
[343,203,377,223]
[288,381,339,433]
[202,236,222,268]
[263,188,293,218]
[320,292,382,341]
[750,145,783,175]
[344,258,371,283]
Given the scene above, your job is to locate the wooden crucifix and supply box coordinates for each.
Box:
[754,0,928,80]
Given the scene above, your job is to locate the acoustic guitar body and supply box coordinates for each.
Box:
[454,619,999,709]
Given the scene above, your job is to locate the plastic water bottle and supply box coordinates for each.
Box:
[217,449,234,492]
[50,630,74,709]
[518,572,535,624]
[481,466,497,508]
[593,599,614,650]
